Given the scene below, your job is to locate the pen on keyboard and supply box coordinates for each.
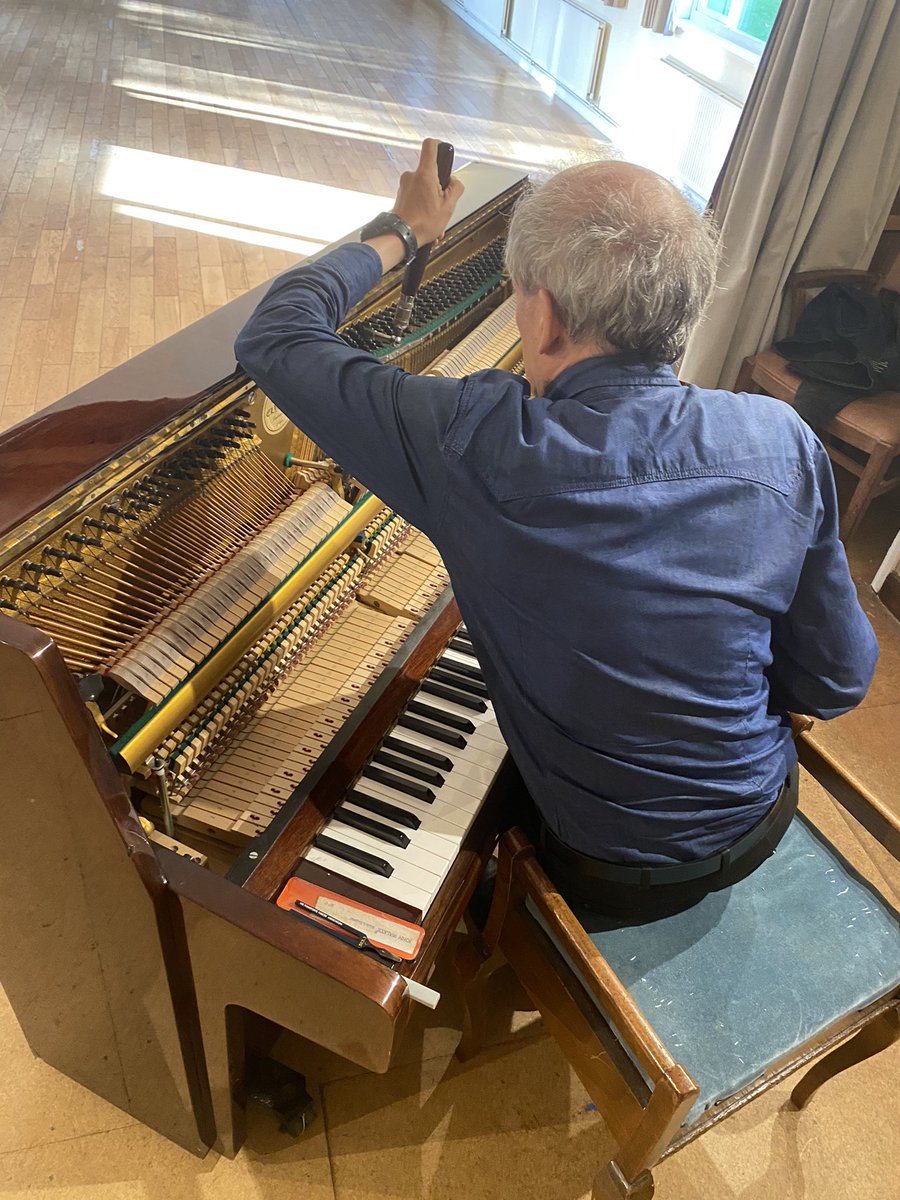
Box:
[291,899,403,964]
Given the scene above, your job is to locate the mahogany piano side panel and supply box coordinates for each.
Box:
[161,849,407,1156]
[0,614,214,1154]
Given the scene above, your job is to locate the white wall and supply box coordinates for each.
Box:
[442,0,760,201]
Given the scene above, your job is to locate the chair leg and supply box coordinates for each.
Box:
[593,1161,655,1200]
[837,442,894,541]
[789,1007,899,1110]
[454,938,505,1063]
[734,357,758,394]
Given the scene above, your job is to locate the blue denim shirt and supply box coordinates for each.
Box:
[236,244,878,864]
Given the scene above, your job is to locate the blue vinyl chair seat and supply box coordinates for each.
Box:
[529,814,900,1125]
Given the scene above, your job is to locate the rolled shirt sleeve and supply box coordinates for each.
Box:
[234,243,465,536]
[768,440,879,719]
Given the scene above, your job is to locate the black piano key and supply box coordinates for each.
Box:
[429,665,489,698]
[332,806,410,849]
[348,789,421,830]
[373,749,444,786]
[362,764,436,802]
[384,735,453,772]
[438,655,483,682]
[407,699,476,734]
[450,636,475,654]
[421,679,487,712]
[397,714,467,748]
[314,833,393,877]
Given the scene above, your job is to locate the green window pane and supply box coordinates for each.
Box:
[738,0,781,41]
[706,0,731,14]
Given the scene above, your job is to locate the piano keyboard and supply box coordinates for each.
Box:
[300,631,507,919]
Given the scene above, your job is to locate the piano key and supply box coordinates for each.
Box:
[438,651,484,680]
[367,740,496,797]
[372,749,444,786]
[383,734,453,771]
[398,714,466,747]
[322,822,448,881]
[421,679,487,711]
[361,764,435,802]
[347,789,421,829]
[449,636,475,655]
[305,845,432,913]
[410,690,505,743]
[390,726,503,779]
[343,795,461,842]
[352,777,480,829]
[313,833,393,878]
[406,699,475,734]
[332,805,410,849]
[427,666,489,698]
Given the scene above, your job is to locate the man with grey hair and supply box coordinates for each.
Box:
[236,139,877,917]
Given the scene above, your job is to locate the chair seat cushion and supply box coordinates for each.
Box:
[530,815,900,1125]
[745,350,802,400]
[826,392,900,446]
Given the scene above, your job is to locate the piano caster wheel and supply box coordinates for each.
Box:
[244,1054,317,1139]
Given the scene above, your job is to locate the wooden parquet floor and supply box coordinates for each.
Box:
[0,0,602,432]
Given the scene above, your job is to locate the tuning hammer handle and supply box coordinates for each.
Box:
[396,142,455,327]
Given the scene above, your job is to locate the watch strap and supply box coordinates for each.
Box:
[359,212,418,265]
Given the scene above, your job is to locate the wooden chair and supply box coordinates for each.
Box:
[735,269,900,540]
[455,731,900,1199]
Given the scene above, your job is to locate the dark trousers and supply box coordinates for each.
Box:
[512,768,799,921]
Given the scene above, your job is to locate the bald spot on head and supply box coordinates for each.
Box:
[541,161,702,257]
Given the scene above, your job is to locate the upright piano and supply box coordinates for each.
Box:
[0,162,526,1155]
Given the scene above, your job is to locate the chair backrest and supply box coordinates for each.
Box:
[785,268,880,335]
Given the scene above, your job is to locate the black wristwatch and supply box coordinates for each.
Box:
[359,212,418,265]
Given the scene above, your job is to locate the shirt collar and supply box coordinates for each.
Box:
[542,355,680,401]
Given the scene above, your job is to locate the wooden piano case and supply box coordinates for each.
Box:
[0,162,525,1155]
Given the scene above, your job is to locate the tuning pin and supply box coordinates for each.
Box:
[65,531,103,549]
[84,517,121,534]
[44,544,84,564]
[23,560,64,579]
[0,574,41,595]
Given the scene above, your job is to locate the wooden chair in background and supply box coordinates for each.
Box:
[455,730,900,1200]
[735,269,900,541]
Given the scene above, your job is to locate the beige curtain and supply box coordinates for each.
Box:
[641,0,674,34]
[680,0,900,390]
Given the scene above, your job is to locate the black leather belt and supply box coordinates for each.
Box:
[537,770,798,890]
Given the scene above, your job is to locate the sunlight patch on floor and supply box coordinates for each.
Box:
[99,145,390,249]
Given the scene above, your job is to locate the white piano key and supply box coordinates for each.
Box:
[441,647,483,668]
[305,845,432,912]
[342,797,464,846]
[351,778,476,831]
[369,749,494,800]
[322,820,449,880]
[406,696,506,745]
[392,726,504,775]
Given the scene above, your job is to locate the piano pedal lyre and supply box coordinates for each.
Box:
[244,1054,316,1139]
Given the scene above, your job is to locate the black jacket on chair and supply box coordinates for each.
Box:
[775,284,900,427]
